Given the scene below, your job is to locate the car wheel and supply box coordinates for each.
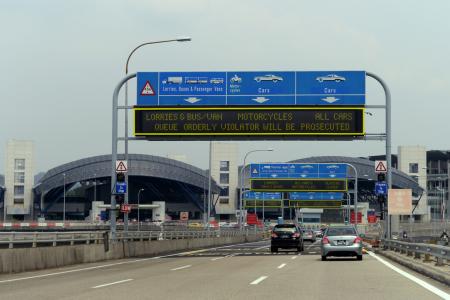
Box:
[273,79,278,83]
[357,255,363,261]
[321,255,327,261]
[297,247,302,252]
[318,79,323,83]
[271,247,278,253]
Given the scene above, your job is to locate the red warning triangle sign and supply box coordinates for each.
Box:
[375,161,387,172]
[116,161,128,172]
[140,81,155,96]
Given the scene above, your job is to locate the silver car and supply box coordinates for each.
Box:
[321,225,363,261]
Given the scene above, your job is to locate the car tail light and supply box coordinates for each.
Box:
[292,232,300,238]
[271,232,278,238]
[353,237,362,244]
[322,236,330,244]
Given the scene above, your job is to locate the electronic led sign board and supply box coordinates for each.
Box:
[250,179,348,192]
[244,200,283,208]
[134,107,364,139]
[289,200,343,208]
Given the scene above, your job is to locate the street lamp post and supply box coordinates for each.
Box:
[123,37,191,233]
[137,188,145,232]
[239,148,274,229]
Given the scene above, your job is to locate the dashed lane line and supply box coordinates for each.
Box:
[92,279,133,289]
[250,276,268,285]
[277,263,287,269]
[0,240,266,284]
[170,265,192,271]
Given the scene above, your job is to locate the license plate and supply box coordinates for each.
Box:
[281,235,289,239]
[337,241,346,245]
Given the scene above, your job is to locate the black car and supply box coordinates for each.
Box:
[271,224,304,253]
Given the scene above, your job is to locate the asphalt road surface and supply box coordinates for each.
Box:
[0,240,449,300]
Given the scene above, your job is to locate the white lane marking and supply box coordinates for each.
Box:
[250,276,268,285]
[277,263,287,269]
[368,251,450,300]
[254,245,269,250]
[309,251,317,254]
[0,240,265,284]
[211,257,224,261]
[170,265,192,271]
[291,256,298,260]
[92,279,133,289]
[211,253,236,261]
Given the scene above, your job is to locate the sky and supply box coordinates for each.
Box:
[1,0,450,174]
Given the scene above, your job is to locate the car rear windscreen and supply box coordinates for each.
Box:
[326,227,356,236]
[273,227,297,233]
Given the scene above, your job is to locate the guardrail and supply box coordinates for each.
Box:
[383,239,450,266]
[0,230,261,249]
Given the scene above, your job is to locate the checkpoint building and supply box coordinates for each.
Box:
[32,154,220,222]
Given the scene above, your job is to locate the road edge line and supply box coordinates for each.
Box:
[368,251,450,299]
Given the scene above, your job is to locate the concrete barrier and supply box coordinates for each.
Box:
[0,234,262,274]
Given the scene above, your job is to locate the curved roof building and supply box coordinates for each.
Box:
[34,154,220,220]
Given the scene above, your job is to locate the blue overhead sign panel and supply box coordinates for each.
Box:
[289,192,344,200]
[136,71,365,106]
[250,163,347,179]
[296,71,365,105]
[243,191,282,200]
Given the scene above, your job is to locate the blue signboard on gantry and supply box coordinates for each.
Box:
[243,191,282,200]
[136,71,365,106]
[289,192,344,200]
[250,163,347,179]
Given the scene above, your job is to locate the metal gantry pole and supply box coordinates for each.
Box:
[207,141,212,228]
[63,173,66,222]
[111,73,137,241]
[366,72,392,239]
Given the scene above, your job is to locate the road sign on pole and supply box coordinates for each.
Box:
[375,160,387,173]
[115,182,127,194]
[375,182,388,196]
[116,160,128,173]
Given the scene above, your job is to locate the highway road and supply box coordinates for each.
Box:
[0,240,449,299]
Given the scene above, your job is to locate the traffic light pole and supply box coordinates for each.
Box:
[366,72,392,239]
[111,73,137,241]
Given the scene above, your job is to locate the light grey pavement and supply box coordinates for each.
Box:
[0,240,449,300]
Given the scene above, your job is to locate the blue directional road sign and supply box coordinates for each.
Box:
[243,191,282,200]
[115,182,127,194]
[250,163,347,179]
[297,71,365,105]
[136,71,365,106]
[375,182,388,196]
[289,192,344,200]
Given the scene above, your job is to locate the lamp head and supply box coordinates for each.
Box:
[176,36,191,42]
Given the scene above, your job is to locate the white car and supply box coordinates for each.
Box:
[254,74,283,83]
[316,74,346,83]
